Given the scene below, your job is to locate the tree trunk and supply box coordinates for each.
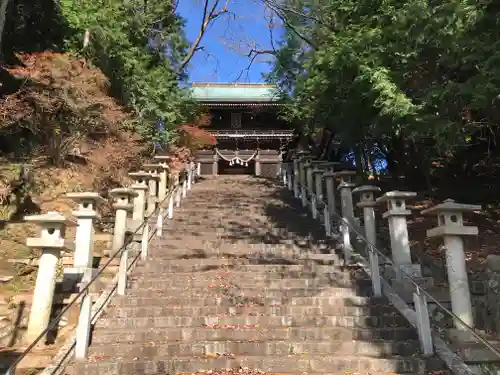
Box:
[0,0,10,61]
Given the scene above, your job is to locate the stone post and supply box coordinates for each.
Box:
[421,199,481,332]
[376,191,422,281]
[312,167,324,201]
[213,150,218,175]
[293,158,300,198]
[129,172,151,262]
[182,172,188,198]
[333,171,357,263]
[63,192,104,289]
[353,185,382,296]
[333,170,357,225]
[109,188,137,296]
[142,165,161,217]
[305,161,315,211]
[323,169,336,218]
[128,172,150,220]
[197,161,201,177]
[188,161,194,189]
[299,160,309,207]
[255,151,261,176]
[24,212,76,344]
[151,161,170,237]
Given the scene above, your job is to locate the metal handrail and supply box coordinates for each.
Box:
[295,177,500,359]
[4,167,190,375]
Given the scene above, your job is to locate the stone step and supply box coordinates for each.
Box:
[69,354,439,374]
[134,263,340,274]
[128,278,372,290]
[132,268,363,279]
[88,339,420,358]
[125,286,373,299]
[108,303,399,318]
[90,326,418,345]
[109,294,388,308]
[95,314,407,330]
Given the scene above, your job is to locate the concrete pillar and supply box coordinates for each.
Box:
[142,165,161,217]
[323,170,336,218]
[63,192,104,290]
[213,150,218,175]
[353,185,382,296]
[312,168,324,202]
[292,158,300,198]
[128,172,150,220]
[333,170,357,225]
[255,151,261,176]
[376,191,421,280]
[151,162,169,237]
[421,199,481,332]
[109,188,136,296]
[24,212,76,344]
[188,161,194,189]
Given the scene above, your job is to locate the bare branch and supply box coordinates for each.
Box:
[176,0,231,74]
[233,48,275,82]
[261,0,319,50]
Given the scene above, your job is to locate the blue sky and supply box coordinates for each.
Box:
[177,0,277,83]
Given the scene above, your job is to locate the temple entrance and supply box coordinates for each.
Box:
[218,159,255,175]
[215,149,258,175]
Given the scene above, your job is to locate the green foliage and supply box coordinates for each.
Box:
[59,0,197,147]
[269,0,500,157]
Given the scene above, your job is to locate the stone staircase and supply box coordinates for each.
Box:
[68,176,450,375]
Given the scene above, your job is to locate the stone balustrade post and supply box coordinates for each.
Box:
[312,168,324,202]
[286,162,293,190]
[182,171,188,198]
[129,172,152,262]
[24,212,76,344]
[174,175,182,208]
[255,152,261,176]
[151,161,170,237]
[128,172,150,220]
[109,188,137,296]
[142,165,161,217]
[323,169,335,219]
[421,199,481,333]
[353,185,382,296]
[333,171,356,262]
[299,160,310,207]
[292,158,300,198]
[188,161,195,189]
[63,192,104,291]
[333,170,357,225]
[376,191,422,282]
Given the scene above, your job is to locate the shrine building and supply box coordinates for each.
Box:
[191,82,294,177]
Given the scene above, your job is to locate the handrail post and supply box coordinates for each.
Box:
[151,162,169,236]
[299,159,309,207]
[109,188,137,296]
[333,170,356,263]
[421,199,481,335]
[413,287,434,356]
[292,158,300,198]
[286,162,293,190]
[129,172,151,262]
[142,165,161,217]
[353,185,382,296]
[65,192,104,361]
[24,212,76,344]
[182,171,188,198]
[323,169,336,220]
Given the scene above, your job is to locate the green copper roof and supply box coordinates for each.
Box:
[190,83,279,102]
